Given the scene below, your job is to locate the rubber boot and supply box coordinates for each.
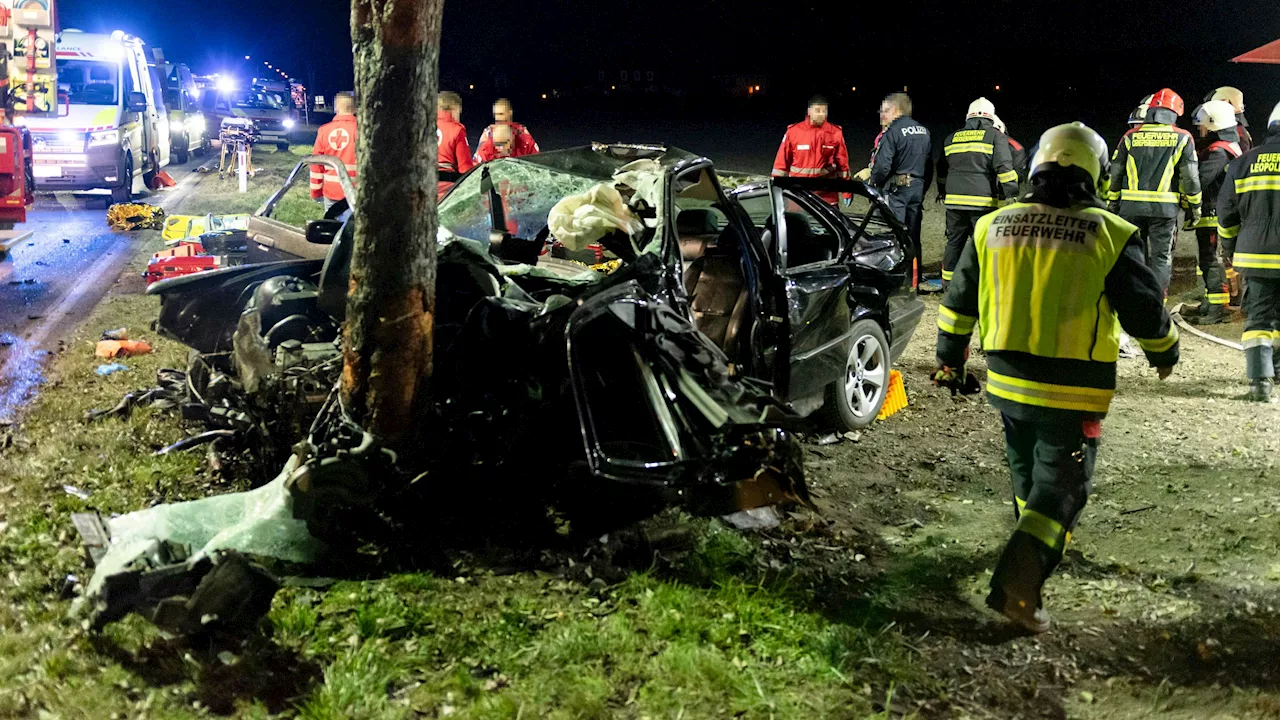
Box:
[986,531,1055,634]
[1189,302,1227,325]
[1249,379,1276,403]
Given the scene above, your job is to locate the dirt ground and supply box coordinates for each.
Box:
[787,257,1280,719]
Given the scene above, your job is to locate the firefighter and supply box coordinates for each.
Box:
[474,98,539,163]
[935,122,1179,633]
[935,98,1019,284]
[773,95,852,205]
[994,115,1029,183]
[1216,101,1280,402]
[1107,88,1202,296]
[855,92,932,252]
[310,92,357,211]
[1128,94,1154,128]
[437,91,474,199]
[1186,100,1242,325]
[1209,87,1252,152]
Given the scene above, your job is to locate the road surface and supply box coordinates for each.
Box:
[0,164,204,422]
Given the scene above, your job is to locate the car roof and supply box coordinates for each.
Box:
[514,143,705,180]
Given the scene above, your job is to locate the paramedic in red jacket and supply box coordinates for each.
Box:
[310,92,358,210]
[474,98,539,163]
[437,91,474,199]
[772,95,851,205]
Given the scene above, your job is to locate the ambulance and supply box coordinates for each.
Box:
[20,30,170,202]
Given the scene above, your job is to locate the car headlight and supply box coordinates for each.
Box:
[88,130,117,148]
[185,115,205,134]
[282,118,295,130]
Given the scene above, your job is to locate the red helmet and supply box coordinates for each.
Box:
[1148,88,1185,117]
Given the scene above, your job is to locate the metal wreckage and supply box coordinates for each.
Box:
[74,141,926,632]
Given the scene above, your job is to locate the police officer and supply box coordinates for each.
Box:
[1217,101,1280,402]
[936,98,1020,284]
[935,122,1179,632]
[1107,88,1202,296]
[854,92,932,254]
[1187,100,1243,325]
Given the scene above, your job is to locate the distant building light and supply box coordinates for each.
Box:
[903,85,908,92]
[851,86,857,91]
[995,84,1002,91]
[611,85,616,90]
[541,93,547,99]
[469,84,474,90]
[755,85,761,91]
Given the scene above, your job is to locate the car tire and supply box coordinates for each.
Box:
[820,318,891,431]
[276,142,290,152]
[174,135,190,165]
[143,151,159,189]
[110,153,133,204]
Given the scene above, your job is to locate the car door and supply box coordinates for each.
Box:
[769,185,855,401]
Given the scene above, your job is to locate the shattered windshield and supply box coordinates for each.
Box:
[439,159,602,244]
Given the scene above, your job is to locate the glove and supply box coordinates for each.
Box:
[840,193,853,207]
[932,365,982,396]
[852,167,871,182]
[1183,206,1202,230]
[934,186,946,204]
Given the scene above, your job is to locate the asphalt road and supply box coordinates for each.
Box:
[0,163,202,422]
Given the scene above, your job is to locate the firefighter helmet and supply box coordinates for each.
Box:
[1148,88,1185,117]
[1210,87,1245,113]
[1270,100,1280,128]
[966,97,996,121]
[1194,101,1238,132]
[992,115,1007,134]
[1030,122,1108,189]
[1128,94,1153,125]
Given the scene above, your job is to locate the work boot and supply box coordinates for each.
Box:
[1248,379,1277,403]
[1189,302,1227,325]
[987,531,1055,634]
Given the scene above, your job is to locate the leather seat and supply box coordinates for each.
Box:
[676,209,721,262]
[683,236,749,355]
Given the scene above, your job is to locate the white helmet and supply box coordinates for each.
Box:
[1030,122,1109,190]
[1194,100,1238,132]
[1270,100,1280,128]
[966,97,996,121]
[992,115,1007,134]
[1211,87,1245,113]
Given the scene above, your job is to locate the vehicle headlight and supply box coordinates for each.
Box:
[88,129,118,148]
[58,130,82,147]
[282,118,295,129]
[157,119,169,135]
[186,115,205,134]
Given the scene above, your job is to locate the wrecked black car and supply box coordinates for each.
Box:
[230,144,925,429]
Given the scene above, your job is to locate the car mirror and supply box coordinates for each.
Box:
[126,92,148,112]
[305,219,343,245]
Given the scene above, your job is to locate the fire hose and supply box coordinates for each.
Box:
[1169,302,1243,351]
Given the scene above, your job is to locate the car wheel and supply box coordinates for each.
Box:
[110,153,133,204]
[821,318,890,431]
[174,134,190,165]
[276,142,290,152]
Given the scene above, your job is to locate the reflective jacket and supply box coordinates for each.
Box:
[310,114,357,201]
[474,122,540,163]
[437,109,474,199]
[1217,129,1280,278]
[1008,135,1028,184]
[937,174,1179,421]
[1194,129,1242,224]
[772,119,850,203]
[936,118,1019,210]
[1107,124,1202,218]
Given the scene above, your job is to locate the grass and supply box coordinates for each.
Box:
[178,144,325,228]
[0,152,924,718]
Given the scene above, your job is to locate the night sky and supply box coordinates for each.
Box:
[54,0,1280,167]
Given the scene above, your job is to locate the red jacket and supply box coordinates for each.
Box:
[772,120,851,204]
[311,114,358,201]
[474,122,540,163]
[437,109,474,199]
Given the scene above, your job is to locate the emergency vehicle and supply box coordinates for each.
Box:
[164,63,207,164]
[201,79,294,151]
[20,30,170,202]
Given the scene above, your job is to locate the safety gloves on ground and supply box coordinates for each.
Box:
[932,364,981,396]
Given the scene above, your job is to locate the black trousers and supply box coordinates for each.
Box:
[886,183,924,261]
[1195,227,1229,307]
[1242,276,1280,380]
[1124,215,1179,295]
[993,413,1097,591]
[942,208,989,282]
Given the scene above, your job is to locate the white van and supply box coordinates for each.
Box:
[20,30,170,202]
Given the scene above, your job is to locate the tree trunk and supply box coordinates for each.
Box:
[343,0,444,451]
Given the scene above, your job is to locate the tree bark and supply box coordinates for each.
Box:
[344,0,444,450]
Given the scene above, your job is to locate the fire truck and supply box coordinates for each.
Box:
[0,0,51,255]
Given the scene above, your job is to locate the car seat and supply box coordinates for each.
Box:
[683,225,749,356]
[676,208,721,263]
